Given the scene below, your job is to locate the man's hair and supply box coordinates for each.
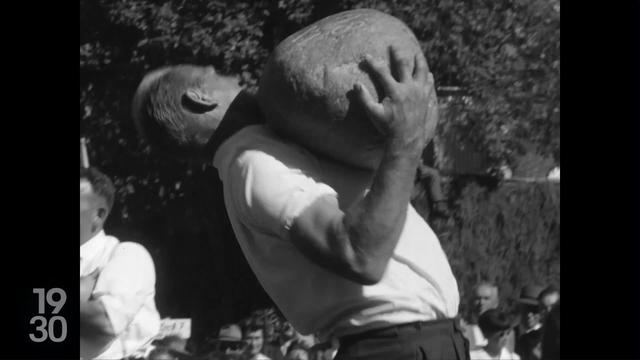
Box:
[80,167,115,212]
[132,65,206,158]
[538,284,559,300]
[478,309,512,336]
[474,281,499,294]
[241,316,266,335]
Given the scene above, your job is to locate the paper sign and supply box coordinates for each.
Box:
[158,318,191,339]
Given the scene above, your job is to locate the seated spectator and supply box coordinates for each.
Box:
[469,309,520,360]
[514,285,544,360]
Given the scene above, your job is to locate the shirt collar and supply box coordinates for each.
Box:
[212,124,263,171]
[80,230,108,261]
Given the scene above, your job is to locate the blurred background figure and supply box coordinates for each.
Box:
[416,163,450,221]
[256,307,316,360]
[147,347,178,360]
[541,302,560,360]
[537,285,559,320]
[285,340,310,360]
[242,317,272,360]
[470,309,520,360]
[514,285,544,360]
[472,282,500,319]
[308,338,338,360]
[461,282,500,350]
[149,335,194,360]
[202,323,245,360]
[262,315,293,360]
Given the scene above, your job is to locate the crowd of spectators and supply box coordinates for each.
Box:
[137,282,558,360]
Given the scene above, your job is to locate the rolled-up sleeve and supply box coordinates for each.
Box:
[91,242,157,335]
[228,149,338,238]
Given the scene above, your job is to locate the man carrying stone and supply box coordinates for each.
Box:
[132,10,466,360]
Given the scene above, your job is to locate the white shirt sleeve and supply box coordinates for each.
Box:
[91,242,157,335]
[227,149,338,238]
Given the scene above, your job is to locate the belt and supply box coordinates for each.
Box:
[339,318,461,347]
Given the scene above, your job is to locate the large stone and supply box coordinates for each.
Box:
[258,9,433,169]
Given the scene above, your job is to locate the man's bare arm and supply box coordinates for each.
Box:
[80,271,115,349]
[80,298,115,338]
[80,298,116,359]
[289,46,435,285]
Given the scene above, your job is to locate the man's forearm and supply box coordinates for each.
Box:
[340,140,422,283]
[80,298,115,338]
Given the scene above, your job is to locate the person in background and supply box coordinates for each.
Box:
[537,285,559,321]
[285,340,310,360]
[469,309,520,360]
[461,282,500,350]
[204,323,246,360]
[260,309,290,360]
[514,285,544,360]
[80,167,161,359]
[308,338,338,360]
[242,317,272,360]
[416,163,449,220]
[540,302,559,360]
[147,347,178,360]
[150,336,194,360]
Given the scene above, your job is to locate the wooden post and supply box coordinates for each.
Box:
[80,137,90,168]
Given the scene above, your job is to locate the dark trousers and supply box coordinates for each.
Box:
[335,319,470,360]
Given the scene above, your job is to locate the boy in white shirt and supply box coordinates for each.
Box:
[470,310,520,360]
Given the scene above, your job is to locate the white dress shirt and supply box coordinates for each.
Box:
[80,231,161,359]
[213,125,460,341]
[470,347,521,360]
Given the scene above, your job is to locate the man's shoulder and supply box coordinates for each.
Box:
[217,125,311,169]
[113,240,149,252]
[102,239,155,268]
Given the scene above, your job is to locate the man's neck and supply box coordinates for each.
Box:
[80,229,104,248]
[205,90,264,159]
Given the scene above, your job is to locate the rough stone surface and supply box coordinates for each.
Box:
[258,9,430,169]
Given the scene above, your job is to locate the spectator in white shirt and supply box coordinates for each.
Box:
[80,167,161,359]
[469,309,520,360]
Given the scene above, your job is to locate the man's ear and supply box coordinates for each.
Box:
[183,88,218,113]
[92,207,108,233]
